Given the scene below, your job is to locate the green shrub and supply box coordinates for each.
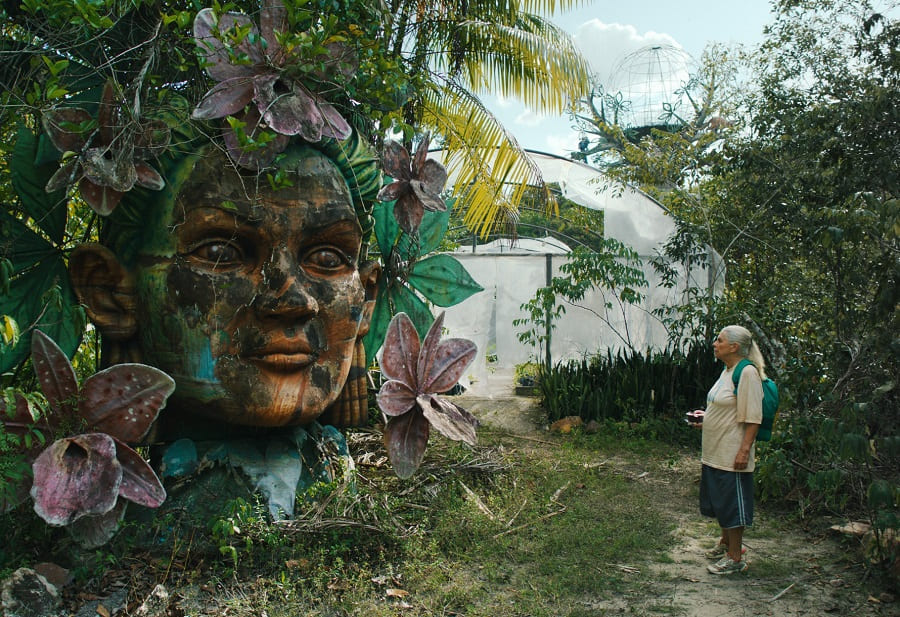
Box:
[537,342,719,424]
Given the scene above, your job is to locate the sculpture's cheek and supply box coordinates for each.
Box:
[167,261,217,319]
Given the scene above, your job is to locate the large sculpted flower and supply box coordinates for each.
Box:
[377,135,448,234]
[192,1,355,166]
[21,330,174,547]
[376,311,478,479]
[42,81,169,216]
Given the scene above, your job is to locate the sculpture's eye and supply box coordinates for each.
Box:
[191,240,244,267]
[303,247,350,273]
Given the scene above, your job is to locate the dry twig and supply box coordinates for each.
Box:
[460,481,496,520]
[492,506,566,539]
[769,582,795,602]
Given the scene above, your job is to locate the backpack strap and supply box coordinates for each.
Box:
[731,358,754,394]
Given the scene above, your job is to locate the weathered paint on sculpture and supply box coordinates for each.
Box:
[69,142,380,441]
[0,1,482,541]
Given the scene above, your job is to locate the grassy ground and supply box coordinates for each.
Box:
[0,425,895,616]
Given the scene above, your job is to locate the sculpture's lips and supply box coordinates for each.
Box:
[244,340,317,371]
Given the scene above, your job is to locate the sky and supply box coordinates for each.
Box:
[486,1,776,156]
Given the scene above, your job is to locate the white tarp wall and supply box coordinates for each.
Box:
[434,151,723,393]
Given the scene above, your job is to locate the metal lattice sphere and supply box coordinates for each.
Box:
[604,44,695,129]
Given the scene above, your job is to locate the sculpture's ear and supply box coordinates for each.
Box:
[357,260,381,337]
[69,243,137,340]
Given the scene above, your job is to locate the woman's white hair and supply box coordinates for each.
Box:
[722,325,768,379]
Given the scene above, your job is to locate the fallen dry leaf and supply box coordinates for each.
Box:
[327,578,347,591]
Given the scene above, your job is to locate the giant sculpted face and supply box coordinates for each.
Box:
[70,146,379,437]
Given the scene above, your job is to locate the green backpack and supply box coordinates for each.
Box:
[731,359,780,442]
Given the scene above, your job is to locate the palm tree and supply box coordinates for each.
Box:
[382,0,594,236]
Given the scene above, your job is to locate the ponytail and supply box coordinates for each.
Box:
[722,325,768,379]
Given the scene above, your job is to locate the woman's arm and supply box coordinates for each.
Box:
[734,365,762,469]
[734,422,760,470]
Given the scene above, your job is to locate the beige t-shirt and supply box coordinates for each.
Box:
[701,363,764,472]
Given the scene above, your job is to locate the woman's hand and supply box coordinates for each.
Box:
[734,447,750,470]
[685,409,705,428]
[734,423,760,469]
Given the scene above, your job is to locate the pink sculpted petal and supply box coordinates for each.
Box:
[420,159,449,195]
[114,439,166,507]
[380,312,420,387]
[192,77,255,120]
[421,395,478,446]
[317,100,352,140]
[410,180,447,212]
[383,411,430,480]
[31,433,122,526]
[41,108,92,154]
[375,380,417,417]
[381,140,412,180]
[257,79,323,140]
[134,163,165,191]
[393,194,424,234]
[79,364,175,443]
[421,338,477,394]
[376,181,406,203]
[194,9,262,81]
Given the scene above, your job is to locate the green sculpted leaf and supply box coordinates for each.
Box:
[0,258,84,373]
[10,125,67,244]
[397,202,452,259]
[408,254,484,307]
[372,199,399,259]
[390,283,434,340]
[363,280,436,366]
[363,284,392,367]
[0,210,57,273]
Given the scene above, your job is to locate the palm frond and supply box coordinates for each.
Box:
[414,0,590,22]
[448,17,591,113]
[420,82,556,237]
[511,0,594,15]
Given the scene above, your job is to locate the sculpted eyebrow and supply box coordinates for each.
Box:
[303,220,361,245]
[179,203,256,227]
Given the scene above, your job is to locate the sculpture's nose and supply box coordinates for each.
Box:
[252,248,318,318]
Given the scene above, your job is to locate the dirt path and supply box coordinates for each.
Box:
[458,390,894,617]
[638,461,879,617]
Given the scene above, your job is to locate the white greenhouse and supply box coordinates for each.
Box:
[434,150,724,394]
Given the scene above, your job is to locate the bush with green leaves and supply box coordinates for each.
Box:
[514,241,648,365]
[537,342,719,426]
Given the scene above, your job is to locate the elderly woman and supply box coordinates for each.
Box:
[690,325,765,575]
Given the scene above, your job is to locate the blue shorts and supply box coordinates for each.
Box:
[699,464,754,528]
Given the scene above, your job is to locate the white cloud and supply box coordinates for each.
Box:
[573,20,683,85]
[572,20,694,128]
[514,108,544,127]
[491,94,514,109]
